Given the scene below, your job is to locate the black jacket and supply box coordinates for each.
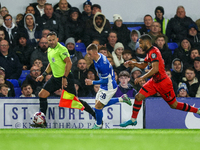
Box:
[112,24,130,46]
[0,50,22,79]
[166,15,194,43]
[41,13,65,42]
[14,45,35,69]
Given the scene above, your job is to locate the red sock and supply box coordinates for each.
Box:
[176,102,198,113]
[132,99,143,119]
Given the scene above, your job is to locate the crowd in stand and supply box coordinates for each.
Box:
[0,0,200,98]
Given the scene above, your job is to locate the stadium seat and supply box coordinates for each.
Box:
[7,79,19,87]
[19,70,30,78]
[128,26,142,31]
[75,43,86,57]
[14,87,21,97]
[168,42,178,54]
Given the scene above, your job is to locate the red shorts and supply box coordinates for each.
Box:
[139,76,176,105]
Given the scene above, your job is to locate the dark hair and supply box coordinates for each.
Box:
[140,34,152,44]
[0,83,8,90]
[190,48,200,54]
[109,30,117,36]
[122,49,132,55]
[45,3,53,7]
[107,56,114,60]
[21,83,32,90]
[185,67,195,73]
[99,46,107,51]
[87,43,98,51]
[3,14,12,21]
[144,14,152,20]
[118,71,130,78]
[26,5,34,12]
[155,34,165,41]
[47,31,57,37]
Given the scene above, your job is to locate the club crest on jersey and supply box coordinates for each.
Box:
[151,53,157,59]
[52,57,55,62]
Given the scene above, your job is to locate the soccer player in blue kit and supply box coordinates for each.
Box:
[85,43,132,129]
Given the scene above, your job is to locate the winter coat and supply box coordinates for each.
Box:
[166,15,194,43]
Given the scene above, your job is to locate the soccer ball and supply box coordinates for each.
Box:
[33,112,46,125]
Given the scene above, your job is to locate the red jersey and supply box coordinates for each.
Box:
[144,46,167,82]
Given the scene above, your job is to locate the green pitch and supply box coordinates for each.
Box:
[0,129,200,150]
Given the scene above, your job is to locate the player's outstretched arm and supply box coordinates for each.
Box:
[124,60,148,69]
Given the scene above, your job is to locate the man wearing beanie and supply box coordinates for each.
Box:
[187,23,200,48]
[13,32,35,70]
[65,37,83,73]
[83,12,111,47]
[82,0,92,22]
[154,6,169,35]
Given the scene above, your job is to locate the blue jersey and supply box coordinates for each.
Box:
[93,53,117,90]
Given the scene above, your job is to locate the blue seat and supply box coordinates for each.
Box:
[19,70,30,78]
[7,79,19,87]
[14,87,21,97]
[168,42,178,54]
[128,26,142,31]
[75,43,86,52]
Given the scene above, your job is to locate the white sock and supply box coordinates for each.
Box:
[119,97,123,102]
[131,118,136,122]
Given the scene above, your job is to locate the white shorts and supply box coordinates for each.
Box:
[95,88,117,105]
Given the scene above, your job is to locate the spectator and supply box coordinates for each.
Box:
[33,58,45,73]
[139,14,153,35]
[182,67,200,97]
[171,58,184,85]
[20,83,36,97]
[16,13,23,26]
[14,32,35,70]
[193,57,200,83]
[74,79,86,97]
[73,59,88,88]
[165,68,178,95]
[154,6,169,35]
[19,13,42,47]
[154,34,172,68]
[64,7,85,43]
[166,6,194,43]
[0,40,22,79]
[85,4,111,29]
[0,74,15,97]
[98,46,112,57]
[22,65,43,96]
[177,82,189,97]
[105,31,118,53]
[130,67,143,92]
[134,42,146,62]
[128,30,141,52]
[41,3,65,42]
[65,37,83,72]
[0,83,9,97]
[187,23,200,49]
[112,42,124,67]
[17,6,43,29]
[42,29,50,38]
[83,12,111,46]
[107,56,117,71]
[82,0,92,22]
[0,28,9,42]
[30,0,46,17]
[188,48,200,67]
[1,14,19,47]
[116,49,133,73]
[30,37,49,68]
[0,6,16,26]
[87,84,100,97]
[173,38,191,68]
[112,14,130,46]
[115,70,137,98]
[54,0,70,25]
[148,21,168,44]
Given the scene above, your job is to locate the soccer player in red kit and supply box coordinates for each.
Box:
[120,34,200,127]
